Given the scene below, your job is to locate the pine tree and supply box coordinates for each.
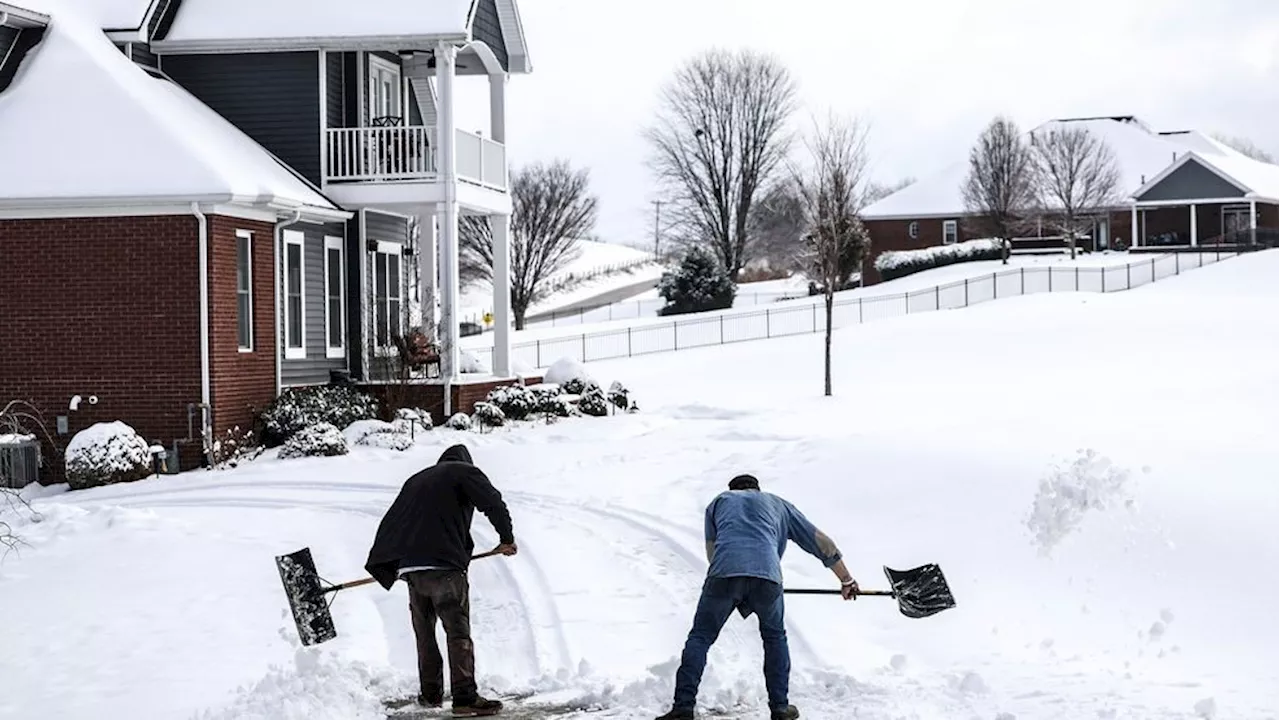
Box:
[657,246,736,316]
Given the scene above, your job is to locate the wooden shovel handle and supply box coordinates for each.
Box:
[784,588,896,596]
[324,550,506,595]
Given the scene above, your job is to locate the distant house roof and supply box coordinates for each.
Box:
[862,116,1278,220]
[0,0,348,221]
[151,0,531,72]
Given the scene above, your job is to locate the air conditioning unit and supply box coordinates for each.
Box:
[0,435,41,489]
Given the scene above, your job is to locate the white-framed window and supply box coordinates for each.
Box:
[323,235,345,359]
[942,220,958,245]
[283,230,306,360]
[235,230,253,352]
[367,54,402,124]
[373,241,403,349]
[907,221,919,239]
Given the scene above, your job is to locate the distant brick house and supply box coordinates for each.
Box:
[0,0,531,479]
[859,116,1279,285]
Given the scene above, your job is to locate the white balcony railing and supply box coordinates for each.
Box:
[325,126,507,190]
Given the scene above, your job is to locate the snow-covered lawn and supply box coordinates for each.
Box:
[459,240,660,325]
[534,276,812,328]
[2,251,1275,720]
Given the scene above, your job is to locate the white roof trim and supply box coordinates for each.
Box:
[0,2,49,27]
[494,0,531,73]
[1132,196,1279,208]
[461,39,503,75]
[1129,151,1252,201]
[0,194,352,222]
[151,32,469,54]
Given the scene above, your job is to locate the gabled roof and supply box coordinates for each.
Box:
[0,0,348,221]
[862,116,1277,220]
[151,0,531,72]
[1133,151,1280,204]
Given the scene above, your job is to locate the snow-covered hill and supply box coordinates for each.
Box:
[1,251,1275,720]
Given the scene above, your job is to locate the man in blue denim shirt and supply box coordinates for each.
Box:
[655,474,859,720]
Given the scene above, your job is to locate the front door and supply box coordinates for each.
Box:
[1094,216,1109,251]
[1222,205,1251,240]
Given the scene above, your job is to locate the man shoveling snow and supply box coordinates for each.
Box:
[655,474,859,720]
[366,444,518,718]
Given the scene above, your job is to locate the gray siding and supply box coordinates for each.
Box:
[325,51,346,129]
[0,26,44,93]
[162,51,323,185]
[407,82,424,126]
[128,43,158,69]
[1138,160,1246,202]
[471,0,509,70]
[346,216,365,379]
[281,221,350,387]
[149,0,183,40]
[342,52,360,130]
[1,27,18,63]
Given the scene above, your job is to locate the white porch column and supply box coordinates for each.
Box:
[416,209,438,341]
[435,42,461,390]
[1250,200,1258,237]
[488,72,507,144]
[492,213,512,376]
[1189,204,1198,247]
[1130,205,1139,248]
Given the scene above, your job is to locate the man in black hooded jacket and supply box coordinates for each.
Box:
[366,444,517,717]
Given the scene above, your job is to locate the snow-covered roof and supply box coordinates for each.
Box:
[160,0,475,47]
[1134,151,1280,204]
[80,0,152,30]
[862,116,1278,220]
[0,0,348,221]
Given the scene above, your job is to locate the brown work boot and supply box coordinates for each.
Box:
[451,695,502,717]
[770,705,799,720]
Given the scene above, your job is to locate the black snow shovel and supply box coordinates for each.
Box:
[276,546,505,646]
[784,563,956,619]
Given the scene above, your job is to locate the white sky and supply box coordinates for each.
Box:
[454,0,1280,249]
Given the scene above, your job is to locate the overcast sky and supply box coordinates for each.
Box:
[454,0,1280,249]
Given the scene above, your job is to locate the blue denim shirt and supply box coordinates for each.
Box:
[704,490,842,584]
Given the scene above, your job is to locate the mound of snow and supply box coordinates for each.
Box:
[544,356,592,387]
[194,648,400,720]
[64,421,153,490]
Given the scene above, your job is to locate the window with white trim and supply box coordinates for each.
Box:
[367,54,402,124]
[373,242,403,349]
[942,220,958,245]
[908,221,919,239]
[235,230,253,351]
[323,236,345,358]
[283,230,306,359]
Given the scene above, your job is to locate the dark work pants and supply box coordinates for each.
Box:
[405,570,477,704]
[672,575,789,712]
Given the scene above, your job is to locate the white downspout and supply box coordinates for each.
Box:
[191,202,212,466]
[274,211,303,395]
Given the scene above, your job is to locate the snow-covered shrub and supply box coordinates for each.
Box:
[393,407,433,435]
[460,350,490,374]
[657,246,735,316]
[579,384,609,417]
[278,423,348,460]
[607,381,632,411]
[485,385,535,421]
[211,425,263,470]
[873,238,1003,282]
[260,385,380,447]
[445,413,472,431]
[544,357,594,394]
[527,384,564,415]
[64,421,154,490]
[342,420,413,452]
[472,402,506,430]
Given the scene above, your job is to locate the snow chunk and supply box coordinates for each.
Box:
[1025,449,1133,555]
[956,671,988,694]
[1193,697,1217,718]
[64,421,153,490]
[889,654,908,671]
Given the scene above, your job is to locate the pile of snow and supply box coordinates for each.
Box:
[543,357,593,388]
[63,421,153,490]
[874,238,1004,280]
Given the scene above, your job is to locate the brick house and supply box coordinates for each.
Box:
[0,0,532,479]
[860,116,1278,285]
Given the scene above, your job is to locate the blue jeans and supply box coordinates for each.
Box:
[672,576,789,712]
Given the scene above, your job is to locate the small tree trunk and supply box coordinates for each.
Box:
[514,311,526,331]
[823,291,834,397]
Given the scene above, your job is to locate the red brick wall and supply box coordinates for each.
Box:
[207,216,278,441]
[862,216,972,285]
[0,216,203,477]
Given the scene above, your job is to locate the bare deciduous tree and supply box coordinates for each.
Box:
[746,182,806,273]
[458,160,596,330]
[866,176,916,205]
[962,116,1036,264]
[1211,132,1277,164]
[790,113,872,397]
[644,48,798,279]
[1,400,50,555]
[1030,125,1121,259]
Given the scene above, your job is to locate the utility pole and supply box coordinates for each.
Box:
[651,200,663,259]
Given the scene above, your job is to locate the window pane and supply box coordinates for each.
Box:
[329,298,342,346]
[388,255,400,297]
[327,248,341,298]
[376,302,388,346]
[237,237,250,292]
[375,254,387,300]
[389,299,401,336]
[238,294,251,347]
[289,299,302,347]
[287,244,302,294]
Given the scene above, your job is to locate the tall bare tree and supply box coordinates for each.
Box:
[746,182,806,273]
[866,176,916,205]
[962,116,1036,264]
[790,113,872,397]
[644,48,798,280]
[1030,125,1121,260]
[459,160,597,329]
[1211,132,1277,163]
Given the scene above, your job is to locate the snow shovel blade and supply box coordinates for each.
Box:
[276,546,338,646]
[883,563,955,618]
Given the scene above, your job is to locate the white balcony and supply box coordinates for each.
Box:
[324,126,507,191]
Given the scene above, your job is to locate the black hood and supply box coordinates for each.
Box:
[438,444,473,465]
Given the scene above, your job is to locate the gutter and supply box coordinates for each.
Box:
[150,32,470,55]
[273,211,304,396]
[190,202,212,467]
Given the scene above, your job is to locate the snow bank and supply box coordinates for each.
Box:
[194,647,400,720]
